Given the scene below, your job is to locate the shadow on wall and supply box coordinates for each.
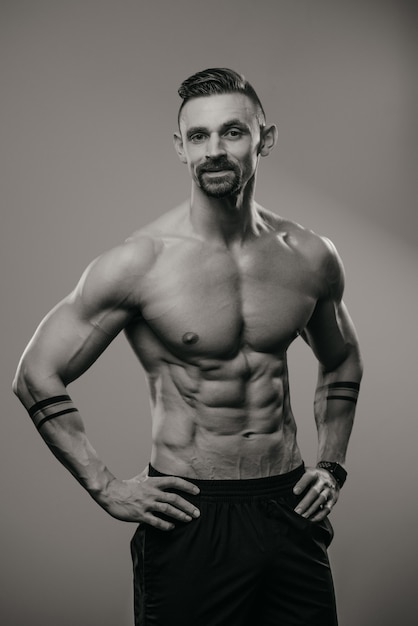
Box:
[281,172,418,626]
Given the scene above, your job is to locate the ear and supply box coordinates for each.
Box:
[173,131,188,164]
[259,124,278,157]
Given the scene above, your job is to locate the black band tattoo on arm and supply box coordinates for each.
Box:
[326,381,360,404]
[28,395,79,431]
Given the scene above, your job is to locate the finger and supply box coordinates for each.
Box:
[293,470,316,495]
[301,493,329,519]
[294,482,323,516]
[154,476,200,495]
[142,513,176,531]
[310,502,333,522]
[307,488,337,520]
[152,500,196,522]
[162,492,200,518]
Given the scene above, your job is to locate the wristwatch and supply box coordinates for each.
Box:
[317,461,347,488]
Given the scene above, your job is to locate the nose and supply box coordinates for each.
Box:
[206,133,226,159]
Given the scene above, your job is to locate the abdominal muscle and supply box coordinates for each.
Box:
[148,350,303,479]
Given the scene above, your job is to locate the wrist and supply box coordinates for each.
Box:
[316,461,347,488]
[85,467,117,503]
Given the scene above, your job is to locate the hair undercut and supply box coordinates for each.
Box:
[177,67,266,126]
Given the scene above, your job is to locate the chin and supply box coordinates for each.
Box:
[203,186,238,199]
[199,176,241,198]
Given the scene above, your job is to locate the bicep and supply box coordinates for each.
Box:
[302,299,360,372]
[22,293,133,387]
[300,235,360,370]
[17,238,155,392]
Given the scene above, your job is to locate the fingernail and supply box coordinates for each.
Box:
[293,487,300,494]
[193,509,200,518]
[295,507,302,514]
[193,486,200,494]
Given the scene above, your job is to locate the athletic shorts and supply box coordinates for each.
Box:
[130,463,338,626]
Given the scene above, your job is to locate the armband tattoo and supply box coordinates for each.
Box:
[28,395,78,431]
[326,381,360,404]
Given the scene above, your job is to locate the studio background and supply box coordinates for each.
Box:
[1,1,417,625]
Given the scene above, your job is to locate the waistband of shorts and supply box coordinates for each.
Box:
[148,462,305,500]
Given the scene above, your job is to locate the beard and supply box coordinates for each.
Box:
[196,157,242,198]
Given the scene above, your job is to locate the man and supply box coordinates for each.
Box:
[14,68,363,625]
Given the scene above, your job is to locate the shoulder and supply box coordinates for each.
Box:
[74,204,190,308]
[83,204,191,285]
[85,236,159,281]
[289,224,345,301]
[258,207,345,300]
[74,235,160,310]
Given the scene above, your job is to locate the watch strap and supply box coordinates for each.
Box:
[317,461,347,488]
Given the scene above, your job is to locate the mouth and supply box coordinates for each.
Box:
[202,169,233,176]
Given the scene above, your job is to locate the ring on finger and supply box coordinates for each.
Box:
[318,491,330,510]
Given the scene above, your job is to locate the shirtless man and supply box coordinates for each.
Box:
[14,68,363,625]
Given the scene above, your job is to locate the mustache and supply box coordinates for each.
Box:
[197,157,237,174]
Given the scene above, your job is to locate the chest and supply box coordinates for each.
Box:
[137,240,318,357]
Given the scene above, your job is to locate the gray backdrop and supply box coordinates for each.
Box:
[2,1,417,625]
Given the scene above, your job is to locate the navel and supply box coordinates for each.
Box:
[182,332,199,345]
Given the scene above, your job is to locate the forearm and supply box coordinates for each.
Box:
[13,376,115,501]
[13,375,201,528]
[314,347,363,464]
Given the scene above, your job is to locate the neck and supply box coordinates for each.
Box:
[189,177,259,245]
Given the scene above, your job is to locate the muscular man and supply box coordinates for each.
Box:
[14,68,363,625]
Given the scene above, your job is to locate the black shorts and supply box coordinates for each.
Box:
[131,464,338,626]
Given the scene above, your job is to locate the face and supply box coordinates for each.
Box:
[175,93,266,199]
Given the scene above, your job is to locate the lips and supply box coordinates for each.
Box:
[197,158,236,176]
[202,169,233,176]
[201,167,233,173]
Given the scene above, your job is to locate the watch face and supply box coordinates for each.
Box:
[317,462,347,487]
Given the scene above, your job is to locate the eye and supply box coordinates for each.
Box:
[189,133,207,143]
[225,128,244,139]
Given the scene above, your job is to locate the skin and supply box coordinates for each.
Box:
[13,93,363,531]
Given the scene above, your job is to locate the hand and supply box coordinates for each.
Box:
[97,467,201,530]
[292,466,339,522]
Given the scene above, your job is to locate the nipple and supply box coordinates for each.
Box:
[182,332,199,345]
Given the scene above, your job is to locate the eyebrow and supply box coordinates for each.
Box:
[186,119,250,139]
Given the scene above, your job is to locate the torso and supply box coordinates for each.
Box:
[124,205,328,478]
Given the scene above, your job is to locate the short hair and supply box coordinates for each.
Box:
[177,67,266,126]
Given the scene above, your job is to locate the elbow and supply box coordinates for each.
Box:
[12,355,53,407]
[12,357,35,403]
[13,352,65,408]
[11,373,20,398]
[349,342,364,381]
[356,353,364,381]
